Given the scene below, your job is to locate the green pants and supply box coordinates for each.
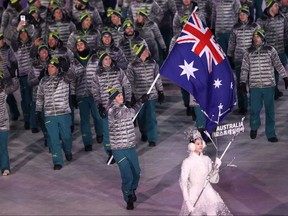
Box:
[216,32,231,54]
[112,148,140,202]
[0,130,10,173]
[194,106,206,129]
[45,114,72,166]
[19,76,32,123]
[137,99,158,143]
[78,96,103,147]
[250,87,276,138]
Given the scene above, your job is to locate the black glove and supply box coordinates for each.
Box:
[162,48,168,60]
[98,103,107,118]
[283,77,288,89]
[38,68,45,81]
[285,45,288,56]
[239,83,247,94]
[7,66,16,78]
[71,95,78,109]
[131,93,137,106]
[35,111,43,126]
[125,101,132,108]
[158,91,165,104]
[228,56,235,70]
[139,93,149,103]
[58,56,70,72]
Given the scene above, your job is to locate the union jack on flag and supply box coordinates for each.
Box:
[160,11,236,132]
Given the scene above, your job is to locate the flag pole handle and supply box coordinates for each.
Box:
[108,74,161,165]
[132,73,160,122]
[219,117,245,160]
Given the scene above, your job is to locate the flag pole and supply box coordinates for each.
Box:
[107,73,161,165]
[132,73,160,122]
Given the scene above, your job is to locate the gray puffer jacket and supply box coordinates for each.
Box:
[211,0,241,34]
[67,27,101,52]
[47,18,76,46]
[125,0,164,25]
[93,65,132,106]
[70,53,99,98]
[240,43,287,88]
[0,44,18,78]
[0,4,19,42]
[97,41,129,70]
[256,9,288,54]
[36,68,75,116]
[173,2,206,36]
[118,31,147,63]
[71,6,103,30]
[126,56,163,100]
[227,21,260,62]
[11,35,33,77]
[135,20,166,62]
[28,58,49,102]
[0,77,19,131]
[108,101,142,150]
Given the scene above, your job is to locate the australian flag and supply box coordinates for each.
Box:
[160,12,236,132]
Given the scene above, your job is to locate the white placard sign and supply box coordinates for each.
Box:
[213,121,245,137]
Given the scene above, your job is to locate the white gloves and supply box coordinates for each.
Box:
[185,200,195,214]
[214,157,222,169]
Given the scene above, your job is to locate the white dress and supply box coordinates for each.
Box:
[179,152,232,216]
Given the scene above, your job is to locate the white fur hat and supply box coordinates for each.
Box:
[184,127,203,142]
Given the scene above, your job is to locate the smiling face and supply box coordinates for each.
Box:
[113,92,124,104]
[102,34,112,46]
[111,14,121,25]
[124,26,134,36]
[76,41,86,52]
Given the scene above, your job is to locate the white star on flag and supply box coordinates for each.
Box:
[218,103,223,110]
[213,78,222,88]
[179,60,198,80]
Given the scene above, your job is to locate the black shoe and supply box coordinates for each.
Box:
[65,153,72,161]
[186,106,192,116]
[31,128,39,133]
[53,164,62,170]
[191,108,196,121]
[274,91,283,100]
[126,195,134,210]
[250,130,257,139]
[84,145,92,152]
[132,190,137,202]
[268,137,278,142]
[107,152,115,164]
[148,141,156,147]
[141,134,147,142]
[24,122,30,130]
[96,135,103,144]
[12,115,19,121]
